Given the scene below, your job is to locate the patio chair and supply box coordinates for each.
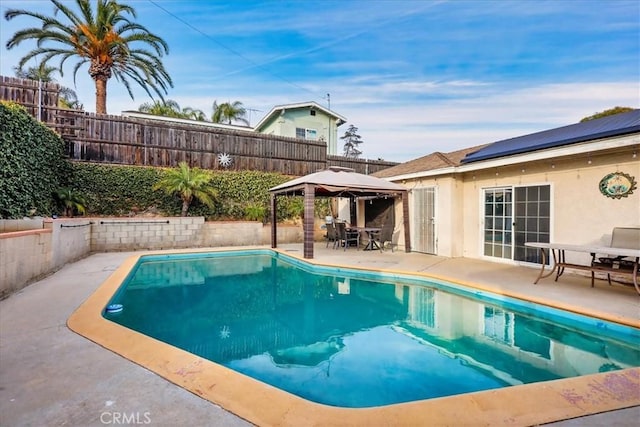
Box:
[335,222,359,251]
[380,224,399,252]
[591,227,640,286]
[325,222,338,248]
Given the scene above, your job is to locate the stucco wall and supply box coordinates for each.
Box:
[393,148,639,263]
[407,176,463,257]
[460,150,639,263]
[51,219,92,269]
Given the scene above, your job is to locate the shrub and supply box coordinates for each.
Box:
[66,163,328,221]
[0,101,71,218]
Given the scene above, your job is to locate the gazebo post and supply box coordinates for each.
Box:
[303,183,315,259]
[270,194,277,248]
[402,191,411,252]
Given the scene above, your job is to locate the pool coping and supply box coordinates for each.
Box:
[67,247,640,426]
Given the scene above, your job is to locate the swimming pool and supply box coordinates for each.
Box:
[100,250,639,408]
[68,248,640,426]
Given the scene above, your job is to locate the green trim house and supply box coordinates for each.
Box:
[254,101,347,155]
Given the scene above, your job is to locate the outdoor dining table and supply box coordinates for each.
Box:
[525,242,640,294]
[348,226,383,251]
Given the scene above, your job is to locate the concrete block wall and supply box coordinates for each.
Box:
[202,221,263,247]
[90,217,205,251]
[0,229,52,299]
[262,224,305,245]
[0,218,45,232]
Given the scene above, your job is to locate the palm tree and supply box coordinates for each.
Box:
[211,100,249,125]
[14,63,57,81]
[55,188,87,217]
[182,106,207,121]
[138,99,183,118]
[153,162,218,217]
[5,0,173,114]
[59,86,84,110]
[138,101,207,121]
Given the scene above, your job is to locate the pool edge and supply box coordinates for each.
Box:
[67,247,640,426]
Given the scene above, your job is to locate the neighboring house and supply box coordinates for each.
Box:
[373,110,639,269]
[123,102,348,156]
[253,101,347,155]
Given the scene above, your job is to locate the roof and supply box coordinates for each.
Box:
[270,166,406,197]
[373,144,489,178]
[461,109,640,163]
[254,101,347,131]
[121,111,252,131]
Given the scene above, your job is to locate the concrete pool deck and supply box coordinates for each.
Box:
[1,244,638,426]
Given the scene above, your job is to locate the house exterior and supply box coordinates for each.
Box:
[254,101,347,155]
[374,110,640,268]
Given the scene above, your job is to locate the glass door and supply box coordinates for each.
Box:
[483,185,551,263]
[483,188,513,259]
[513,185,551,263]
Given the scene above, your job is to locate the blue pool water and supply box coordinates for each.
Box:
[103,250,640,408]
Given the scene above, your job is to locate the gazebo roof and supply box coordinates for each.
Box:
[269,166,406,197]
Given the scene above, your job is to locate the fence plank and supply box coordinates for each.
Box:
[1,76,397,175]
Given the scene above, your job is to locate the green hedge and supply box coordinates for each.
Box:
[67,163,327,221]
[0,101,71,218]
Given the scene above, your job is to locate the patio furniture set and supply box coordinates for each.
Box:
[525,226,640,294]
[325,221,394,252]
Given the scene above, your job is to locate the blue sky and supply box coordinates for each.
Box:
[1,0,638,162]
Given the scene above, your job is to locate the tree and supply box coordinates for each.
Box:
[5,0,173,115]
[153,162,218,217]
[211,100,249,125]
[55,188,87,217]
[14,64,83,110]
[14,63,57,81]
[58,87,84,110]
[580,106,634,122]
[138,99,183,118]
[340,124,364,158]
[181,106,207,121]
[138,100,207,121]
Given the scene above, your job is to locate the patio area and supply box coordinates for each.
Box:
[1,244,638,426]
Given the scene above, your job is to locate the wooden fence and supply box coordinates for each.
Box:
[1,76,398,175]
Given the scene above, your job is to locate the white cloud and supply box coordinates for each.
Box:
[342,81,640,162]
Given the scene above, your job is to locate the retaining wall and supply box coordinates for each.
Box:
[0,217,319,299]
[0,218,91,299]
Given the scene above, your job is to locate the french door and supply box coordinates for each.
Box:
[483,185,550,263]
[412,188,436,254]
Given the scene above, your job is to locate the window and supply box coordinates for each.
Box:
[295,127,317,140]
[305,129,317,140]
[310,109,316,116]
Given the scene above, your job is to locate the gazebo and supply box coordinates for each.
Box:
[269,166,411,258]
